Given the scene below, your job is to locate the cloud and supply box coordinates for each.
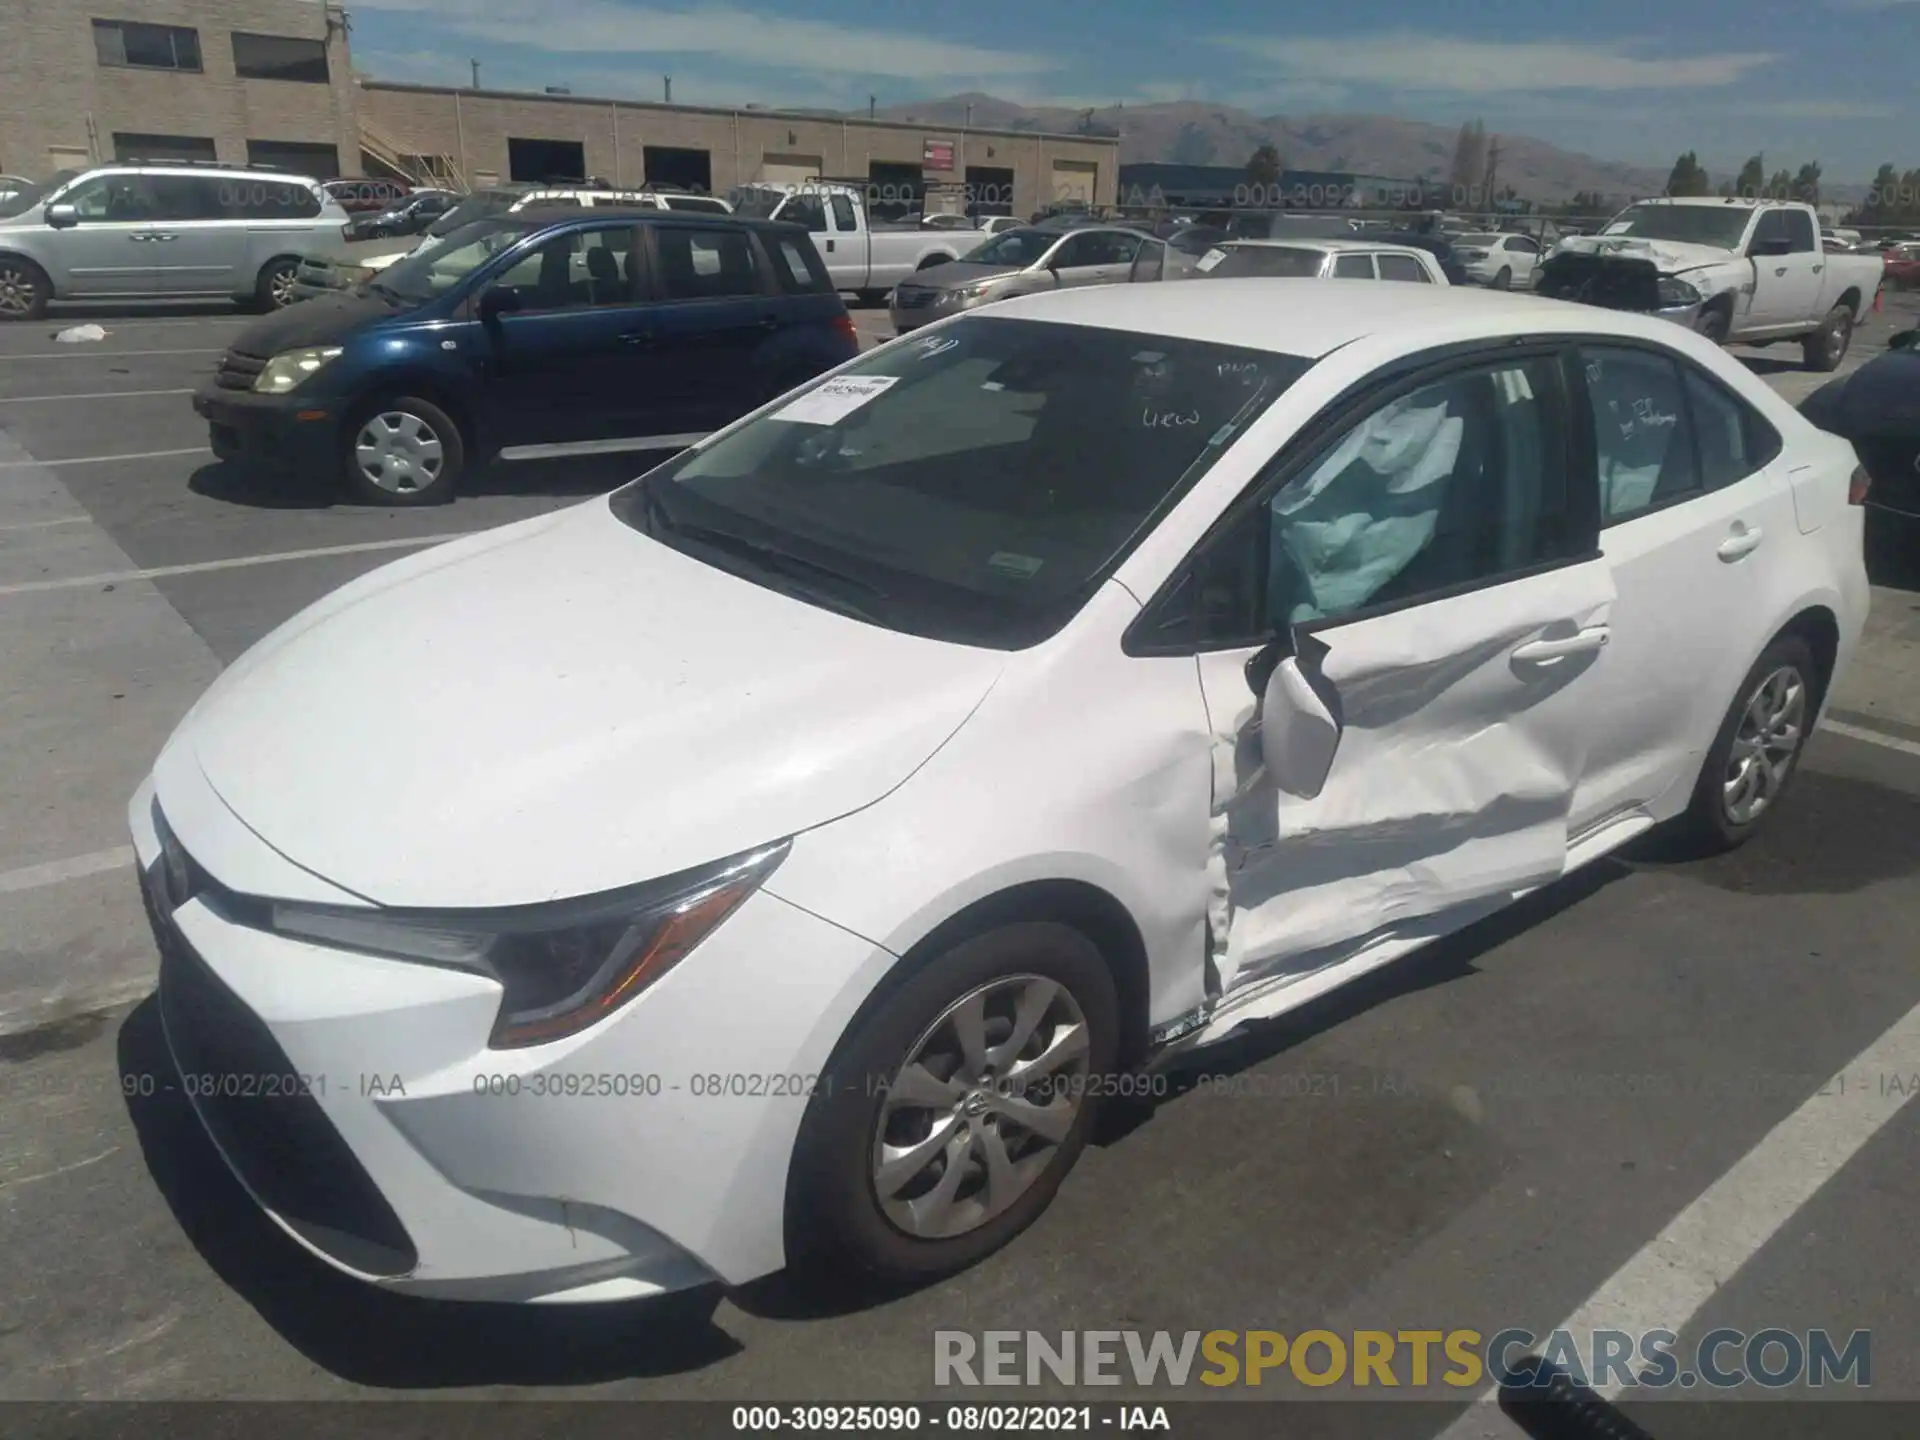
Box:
[1217,32,1778,93]
[354,0,1058,79]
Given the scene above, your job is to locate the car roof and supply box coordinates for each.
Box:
[505,204,797,231]
[1224,237,1434,255]
[984,279,1697,359]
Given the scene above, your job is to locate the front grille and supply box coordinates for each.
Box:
[214,348,268,392]
[146,852,418,1279]
[894,287,936,310]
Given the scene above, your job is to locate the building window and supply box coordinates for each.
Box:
[246,140,341,179]
[231,32,330,84]
[113,132,217,164]
[92,18,202,72]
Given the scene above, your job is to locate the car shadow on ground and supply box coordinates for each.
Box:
[116,997,744,1388]
[187,452,654,511]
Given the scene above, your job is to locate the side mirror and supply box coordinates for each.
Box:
[479,286,521,320]
[45,203,78,229]
[1749,237,1792,258]
[1889,328,1917,351]
[1257,653,1342,800]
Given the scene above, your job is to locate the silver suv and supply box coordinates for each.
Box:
[0,162,351,321]
[289,182,733,300]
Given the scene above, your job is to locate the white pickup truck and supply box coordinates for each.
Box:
[1537,198,1884,371]
[724,182,989,302]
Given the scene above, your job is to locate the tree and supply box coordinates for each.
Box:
[1245,142,1282,193]
[1791,161,1822,206]
[1861,162,1900,221]
[1766,168,1792,201]
[1448,119,1488,200]
[1734,154,1765,199]
[1665,151,1711,197]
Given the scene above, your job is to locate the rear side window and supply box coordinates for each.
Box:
[655,226,761,300]
[768,234,830,293]
[1331,254,1374,278]
[1376,253,1430,282]
[1683,368,1782,487]
[149,175,224,221]
[1578,347,1699,522]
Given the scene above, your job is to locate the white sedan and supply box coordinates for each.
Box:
[133,281,1869,1303]
[1452,231,1545,288]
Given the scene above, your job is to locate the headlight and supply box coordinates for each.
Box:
[253,346,343,394]
[1656,276,1703,308]
[265,840,789,1048]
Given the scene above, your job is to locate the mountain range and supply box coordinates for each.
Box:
[861,93,1696,203]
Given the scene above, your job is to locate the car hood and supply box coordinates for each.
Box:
[229,290,401,353]
[170,502,1006,909]
[1551,234,1734,274]
[899,261,1023,291]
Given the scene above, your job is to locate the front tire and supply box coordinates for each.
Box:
[1493,266,1512,290]
[1696,305,1731,345]
[1675,635,1817,853]
[0,256,51,322]
[785,922,1119,1288]
[1802,305,1853,373]
[342,395,464,505]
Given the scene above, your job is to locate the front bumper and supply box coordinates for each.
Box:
[130,770,885,1302]
[193,384,337,473]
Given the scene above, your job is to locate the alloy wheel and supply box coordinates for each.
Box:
[871,975,1092,1241]
[269,264,298,308]
[354,411,445,494]
[0,265,35,317]
[1722,665,1806,825]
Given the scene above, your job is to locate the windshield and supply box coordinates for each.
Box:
[375,218,532,301]
[1205,245,1327,278]
[612,316,1310,648]
[960,229,1056,267]
[1455,233,1500,247]
[0,170,77,219]
[1601,204,1751,249]
[726,186,785,220]
[426,190,517,238]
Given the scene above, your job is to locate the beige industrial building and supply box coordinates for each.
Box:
[0,0,1118,217]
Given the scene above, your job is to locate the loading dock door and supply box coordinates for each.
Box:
[965,165,1014,215]
[643,145,712,192]
[1051,160,1098,205]
[508,137,585,182]
[760,154,822,186]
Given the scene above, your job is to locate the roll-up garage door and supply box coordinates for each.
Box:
[1050,160,1098,205]
[760,154,823,185]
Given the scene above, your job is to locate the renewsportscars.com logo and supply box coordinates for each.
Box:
[933,1328,1871,1391]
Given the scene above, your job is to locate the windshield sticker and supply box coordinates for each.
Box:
[1195,249,1226,271]
[1131,351,1166,363]
[910,335,960,360]
[771,375,900,426]
[987,551,1044,579]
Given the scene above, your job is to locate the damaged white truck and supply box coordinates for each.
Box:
[1538,198,1883,371]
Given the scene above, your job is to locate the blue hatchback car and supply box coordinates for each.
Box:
[194,207,861,505]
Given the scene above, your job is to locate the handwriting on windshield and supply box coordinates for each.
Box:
[1144,409,1201,428]
[1217,361,1259,376]
[912,335,959,360]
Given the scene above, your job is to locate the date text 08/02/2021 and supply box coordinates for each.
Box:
[731,1407,1171,1433]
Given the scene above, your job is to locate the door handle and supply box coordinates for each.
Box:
[1717,526,1764,561]
[826,239,836,252]
[617,331,654,346]
[1512,627,1610,663]
[1812,264,1824,273]
[1774,266,1787,276]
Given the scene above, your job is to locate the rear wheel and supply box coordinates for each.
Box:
[342,395,464,506]
[1675,635,1817,853]
[0,256,51,322]
[253,257,301,311]
[785,922,1118,1288]
[1493,265,1512,290]
[1802,305,1853,372]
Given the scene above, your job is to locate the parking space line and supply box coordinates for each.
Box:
[1432,1000,1920,1437]
[0,389,192,404]
[0,846,135,896]
[1823,719,1920,760]
[0,446,210,470]
[0,349,222,361]
[0,531,476,597]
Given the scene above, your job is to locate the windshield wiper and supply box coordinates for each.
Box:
[366,279,409,305]
[666,514,890,624]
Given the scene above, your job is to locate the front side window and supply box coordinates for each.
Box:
[61,173,157,221]
[782,194,827,233]
[486,226,640,310]
[1782,208,1818,253]
[1174,358,1578,643]
[655,227,760,300]
[962,229,1055,267]
[614,316,1312,648]
[1331,254,1375,279]
[1578,346,1699,522]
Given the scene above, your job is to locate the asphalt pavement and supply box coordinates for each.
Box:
[2,288,1918,1437]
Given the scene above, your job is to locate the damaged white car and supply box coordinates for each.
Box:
[133,281,1868,1304]
[1538,197,1883,371]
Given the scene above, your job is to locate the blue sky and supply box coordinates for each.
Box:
[344,0,1919,183]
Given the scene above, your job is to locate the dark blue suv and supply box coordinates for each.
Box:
[194,207,860,505]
